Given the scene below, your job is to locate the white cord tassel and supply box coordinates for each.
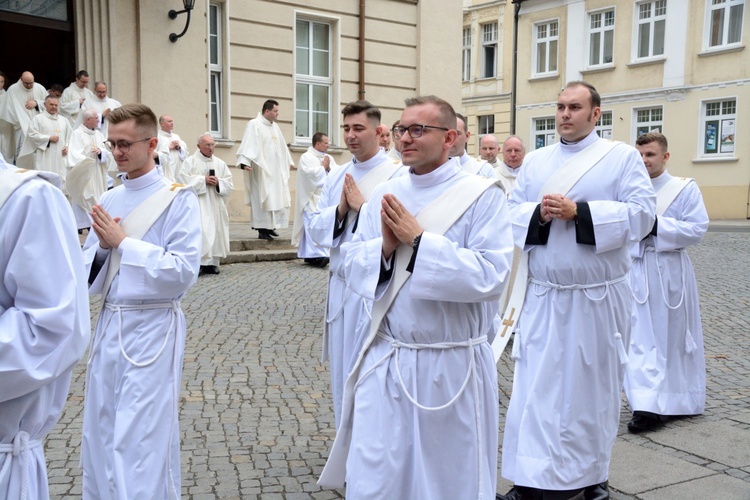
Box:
[615,332,629,365]
[685,328,697,354]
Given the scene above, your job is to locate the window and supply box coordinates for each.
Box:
[534,21,559,75]
[534,117,556,149]
[462,27,472,81]
[596,111,613,139]
[208,2,223,136]
[589,9,615,66]
[635,107,663,136]
[478,115,495,135]
[295,19,332,140]
[701,98,736,155]
[707,0,745,48]
[481,23,497,78]
[635,1,666,59]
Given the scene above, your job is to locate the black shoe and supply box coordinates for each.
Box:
[304,257,329,268]
[199,265,208,275]
[206,265,220,274]
[628,411,667,433]
[583,480,609,500]
[269,229,279,237]
[497,486,523,500]
[258,231,273,240]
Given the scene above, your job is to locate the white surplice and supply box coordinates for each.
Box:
[156,130,188,182]
[60,82,95,128]
[494,162,520,196]
[292,146,333,259]
[236,113,293,229]
[0,89,14,161]
[0,163,90,500]
[502,131,656,490]
[624,171,708,416]
[83,96,122,138]
[19,111,72,191]
[66,124,113,228]
[318,158,513,498]
[307,149,403,426]
[0,80,46,162]
[81,168,201,499]
[179,150,233,265]
[457,151,497,179]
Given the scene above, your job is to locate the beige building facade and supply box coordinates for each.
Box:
[1,0,461,220]
[462,0,749,218]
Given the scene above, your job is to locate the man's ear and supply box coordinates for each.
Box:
[445,129,458,150]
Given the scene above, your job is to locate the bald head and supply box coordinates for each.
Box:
[21,71,35,89]
[160,115,174,132]
[479,135,499,163]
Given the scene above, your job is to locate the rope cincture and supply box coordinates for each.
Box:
[0,431,42,500]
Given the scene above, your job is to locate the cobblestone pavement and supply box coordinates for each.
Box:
[46,230,750,499]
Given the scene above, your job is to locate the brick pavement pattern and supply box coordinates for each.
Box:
[45,231,750,499]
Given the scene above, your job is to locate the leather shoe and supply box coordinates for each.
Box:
[258,231,273,240]
[269,229,279,237]
[583,481,609,499]
[206,265,220,274]
[497,486,523,500]
[628,412,667,433]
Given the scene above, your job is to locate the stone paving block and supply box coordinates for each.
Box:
[647,420,750,468]
[639,473,750,500]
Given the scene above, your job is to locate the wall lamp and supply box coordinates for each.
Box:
[168,0,197,43]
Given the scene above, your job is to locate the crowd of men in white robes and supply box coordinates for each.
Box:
[1,74,709,500]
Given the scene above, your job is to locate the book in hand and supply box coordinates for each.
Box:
[209,169,220,193]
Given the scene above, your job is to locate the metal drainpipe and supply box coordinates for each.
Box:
[359,0,366,100]
[511,0,524,135]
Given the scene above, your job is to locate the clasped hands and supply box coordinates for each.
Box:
[90,204,125,249]
[336,173,365,221]
[540,194,578,223]
[381,194,422,260]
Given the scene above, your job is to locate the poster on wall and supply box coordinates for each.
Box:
[720,119,735,153]
[705,121,718,154]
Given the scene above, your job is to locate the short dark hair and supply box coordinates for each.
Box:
[262,99,279,113]
[341,100,381,123]
[50,83,64,93]
[455,113,468,133]
[76,70,89,80]
[108,103,158,137]
[636,131,668,151]
[312,132,328,146]
[403,95,457,130]
[563,81,601,108]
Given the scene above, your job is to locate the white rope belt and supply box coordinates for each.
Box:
[354,333,488,412]
[530,274,628,302]
[104,301,180,368]
[0,431,42,500]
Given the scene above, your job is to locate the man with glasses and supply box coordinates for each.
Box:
[83,81,121,139]
[80,103,201,499]
[319,96,512,498]
[0,71,46,164]
[307,100,402,427]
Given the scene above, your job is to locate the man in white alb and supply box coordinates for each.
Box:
[499,82,655,500]
[236,99,294,240]
[179,133,233,275]
[624,131,708,433]
[478,134,500,169]
[307,100,402,426]
[0,157,90,500]
[0,71,46,164]
[318,95,512,498]
[60,70,95,128]
[450,112,496,179]
[292,131,336,267]
[83,81,121,138]
[18,95,71,189]
[156,115,188,181]
[81,103,201,499]
[66,108,114,230]
[495,135,525,195]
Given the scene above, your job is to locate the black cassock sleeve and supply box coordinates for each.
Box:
[574,202,596,246]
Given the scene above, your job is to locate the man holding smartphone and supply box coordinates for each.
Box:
[179,133,233,274]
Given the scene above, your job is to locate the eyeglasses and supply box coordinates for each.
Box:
[392,124,449,139]
[104,138,152,153]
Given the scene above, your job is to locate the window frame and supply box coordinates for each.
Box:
[480,23,498,79]
[208,2,226,138]
[587,8,616,68]
[478,115,495,135]
[533,19,559,77]
[532,116,556,149]
[633,0,667,61]
[632,106,664,141]
[294,17,334,144]
[699,97,737,157]
[703,0,746,50]
[462,27,472,81]
[595,110,614,139]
